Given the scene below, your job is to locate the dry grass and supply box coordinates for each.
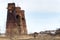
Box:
[0,34,60,40]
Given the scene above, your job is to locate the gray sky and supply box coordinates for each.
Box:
[0,0,60,33]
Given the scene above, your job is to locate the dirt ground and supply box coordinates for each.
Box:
[0,34,60,40]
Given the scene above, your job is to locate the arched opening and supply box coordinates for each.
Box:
[16,15,20,26]
[16,15,20,19]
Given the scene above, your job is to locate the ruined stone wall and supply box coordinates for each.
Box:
[6,3,27,36]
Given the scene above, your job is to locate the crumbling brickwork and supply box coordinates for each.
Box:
[6,3,27,35]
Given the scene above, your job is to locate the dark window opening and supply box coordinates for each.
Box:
[22,18,25,20]
[16,15,20,25]
[16,15,20,19]
[18,24,20,26]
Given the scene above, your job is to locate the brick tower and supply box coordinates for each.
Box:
[6,3,27,35]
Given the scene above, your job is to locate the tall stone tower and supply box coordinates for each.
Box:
[6,3,27,35]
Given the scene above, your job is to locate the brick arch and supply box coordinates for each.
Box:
[16,15,20,26]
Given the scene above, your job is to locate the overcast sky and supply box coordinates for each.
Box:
[0,0,60,33]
